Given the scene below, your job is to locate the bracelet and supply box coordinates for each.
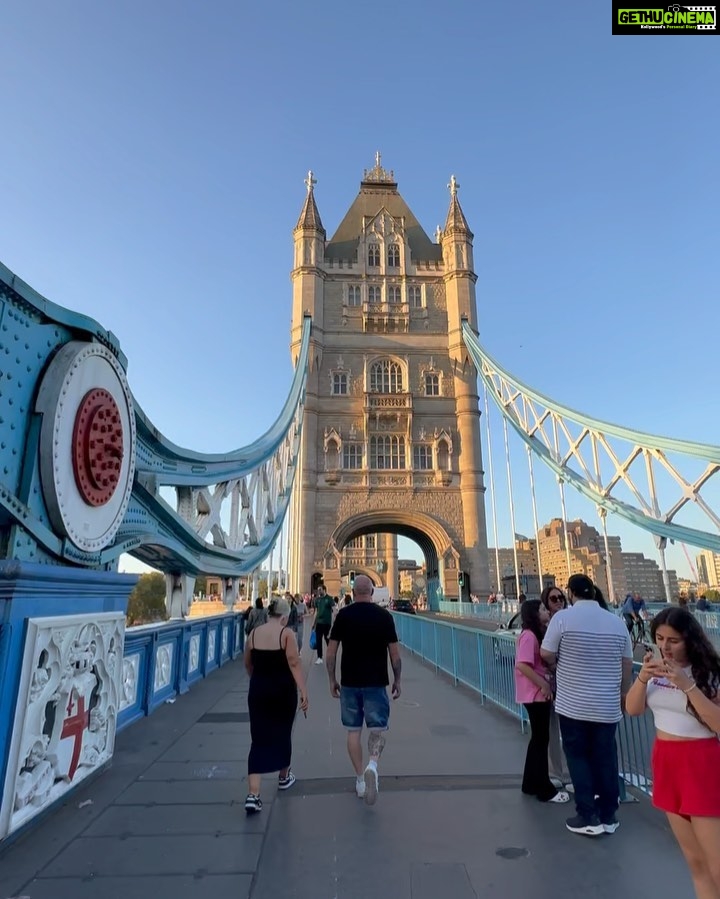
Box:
[683,681,697,694]
[637,676,649,685]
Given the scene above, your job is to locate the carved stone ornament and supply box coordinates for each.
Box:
[154,644,174,692]
[207,630,217,664]
[188,633,201,673]
[119,653,140,711]
[0,612,125,839]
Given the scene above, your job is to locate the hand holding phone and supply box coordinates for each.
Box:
[650,644,663,663]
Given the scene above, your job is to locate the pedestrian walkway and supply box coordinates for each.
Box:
[0,647,692,898]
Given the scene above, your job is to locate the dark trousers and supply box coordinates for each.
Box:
[314,622,331,659]
[522,702,557,801]
[559,715,619,823]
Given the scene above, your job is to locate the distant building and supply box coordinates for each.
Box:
[696,550,720,589]
[490,518,679,604]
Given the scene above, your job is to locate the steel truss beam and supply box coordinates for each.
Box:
[462,322,720,554]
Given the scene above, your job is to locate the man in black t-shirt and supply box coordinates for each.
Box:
[326,574,401,806]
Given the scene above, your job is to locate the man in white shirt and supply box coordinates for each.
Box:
[541,574,633,837]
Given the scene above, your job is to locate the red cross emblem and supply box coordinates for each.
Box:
[60,692,90,781]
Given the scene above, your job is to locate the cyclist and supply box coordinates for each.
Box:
[622,592,647,643]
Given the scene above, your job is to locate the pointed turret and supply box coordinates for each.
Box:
[443,175,472,238]
[295,171,325,235]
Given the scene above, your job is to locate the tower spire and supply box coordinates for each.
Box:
[443,174,472,238]
[295,170,325,234]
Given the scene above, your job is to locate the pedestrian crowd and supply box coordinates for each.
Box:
[240,570,720,899]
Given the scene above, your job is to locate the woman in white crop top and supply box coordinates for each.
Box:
[626,607,720,899]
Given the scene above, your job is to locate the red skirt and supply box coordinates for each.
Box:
[652,737,720,817]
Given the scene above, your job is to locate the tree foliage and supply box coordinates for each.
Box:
[127,572,168,625]
[704,589,720,602]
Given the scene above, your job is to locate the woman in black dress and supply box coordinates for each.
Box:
[243,597,308,814]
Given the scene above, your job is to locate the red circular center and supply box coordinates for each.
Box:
[72,388,124,507]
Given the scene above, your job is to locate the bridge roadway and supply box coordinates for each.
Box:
[0,646,691,898]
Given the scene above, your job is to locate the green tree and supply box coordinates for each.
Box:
[705,589,720,602]
[194,575,208,596]
[127,572,168,625]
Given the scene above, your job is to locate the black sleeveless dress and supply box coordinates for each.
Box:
[247,627,298,774]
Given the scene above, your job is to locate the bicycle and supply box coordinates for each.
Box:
[626,615,647,650]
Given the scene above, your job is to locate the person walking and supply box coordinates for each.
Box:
[626,607,720,898]
[325,574,401,806]
[245,597,268,637]
[541,574,633,836]
[313,585,334,665]
[515,599,570,804]
[243,597,308,814]
[292,592,306,652]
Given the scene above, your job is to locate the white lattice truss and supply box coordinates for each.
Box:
[462,323,720,553]
[173,421,298,558]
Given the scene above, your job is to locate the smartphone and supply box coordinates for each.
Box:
[649,644,663,663]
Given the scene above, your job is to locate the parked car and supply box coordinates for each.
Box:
[392,599,416,614]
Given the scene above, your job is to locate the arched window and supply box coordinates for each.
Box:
[368,285,381,303]
[368,243,381,267]
[370,435,406,470]
[388,285,402,304]
[347,285,361,306]
[388,244,400,267]
[408,285,423,308]
[437,438,450,471]
[370,360,403,393]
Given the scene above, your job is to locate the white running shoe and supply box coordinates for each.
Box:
[355,777,366,799]
[314,658,324,665]
[364,763,378,806]
[548,790,570,804]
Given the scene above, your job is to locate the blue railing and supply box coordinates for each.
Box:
[392,611,656,798]
[438,600,518,624]
[118,612,244,731]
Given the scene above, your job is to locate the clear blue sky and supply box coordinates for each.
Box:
[2,1,718,582]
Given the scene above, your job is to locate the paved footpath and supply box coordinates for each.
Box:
[0,646,692,899]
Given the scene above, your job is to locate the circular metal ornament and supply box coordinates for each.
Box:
[37,341,137,553]
[72,388,124,506]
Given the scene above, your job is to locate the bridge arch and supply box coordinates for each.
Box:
[327,510,457,607]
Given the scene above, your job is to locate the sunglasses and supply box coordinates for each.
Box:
[548,593,565,601]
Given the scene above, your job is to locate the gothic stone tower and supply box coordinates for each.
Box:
[289,159,490,604]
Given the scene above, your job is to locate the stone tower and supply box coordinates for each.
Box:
[288,159,490,605]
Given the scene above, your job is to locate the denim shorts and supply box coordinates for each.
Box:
[340,686,390,731]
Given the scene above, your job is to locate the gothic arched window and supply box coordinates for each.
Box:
[370,360,403,393]
[370,435,406,470]
[368,243,381,267]
[388,244,400,267]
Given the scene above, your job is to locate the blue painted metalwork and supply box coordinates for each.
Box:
[462,321,720,553]
[0,261,311,576]
[118,612,243,731]
[393,611,656,797]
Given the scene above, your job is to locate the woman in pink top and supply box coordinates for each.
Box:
[515,600,570,804]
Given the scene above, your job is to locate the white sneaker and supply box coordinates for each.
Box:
[364,763,378,806]
[355,777,366,799]
[314,658,324,665]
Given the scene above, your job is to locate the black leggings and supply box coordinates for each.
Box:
[522,702,558,801]
[314,622,331,658]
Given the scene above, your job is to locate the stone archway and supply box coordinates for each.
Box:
[326,510,458,610]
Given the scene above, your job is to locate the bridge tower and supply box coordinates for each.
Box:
[289,159,490,604]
